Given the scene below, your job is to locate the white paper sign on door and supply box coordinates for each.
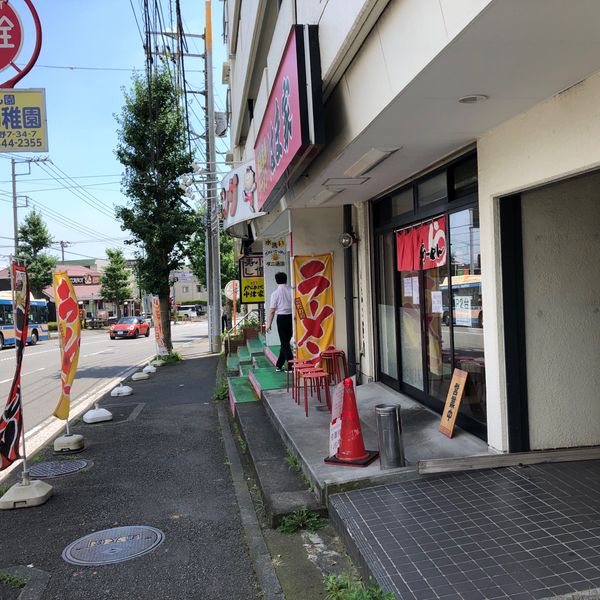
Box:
[431,290,443,314]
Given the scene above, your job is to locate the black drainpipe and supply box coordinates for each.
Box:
[343,204,357,377]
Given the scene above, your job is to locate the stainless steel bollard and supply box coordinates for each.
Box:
[375,404,405,469]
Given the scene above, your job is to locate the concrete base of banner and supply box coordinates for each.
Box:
[0,478,53,510]
[111,384,133,397]
[151,359,164,367]
[131,372,150,381]
[83,407,113,424]
[143,364,157,374]
[53,433,85,453]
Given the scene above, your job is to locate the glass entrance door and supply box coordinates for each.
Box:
[399,271,424,391]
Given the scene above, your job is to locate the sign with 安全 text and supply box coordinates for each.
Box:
[439,369,468,438]
[0,89,48,152]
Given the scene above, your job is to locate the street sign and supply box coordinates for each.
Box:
[224,280,239,301]
[0,88,48,152]
[0,2,23,72]
[0,0,42,89]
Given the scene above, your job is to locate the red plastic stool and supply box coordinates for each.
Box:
[298,369,331,417]
[320,346,348,385]
[289,358,320,399]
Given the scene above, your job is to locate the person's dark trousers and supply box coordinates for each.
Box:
[221,314,228,333]
[276,313,293,369]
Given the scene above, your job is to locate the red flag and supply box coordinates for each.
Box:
[0,263,29,470]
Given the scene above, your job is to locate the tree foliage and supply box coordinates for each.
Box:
[100,249,132,317]
[115,66,196,350]
[18,210,56,298]
[188,208,237,289]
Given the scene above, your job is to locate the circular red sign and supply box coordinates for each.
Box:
[0,3,23,73]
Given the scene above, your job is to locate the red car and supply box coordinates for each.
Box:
[109,317,150,340]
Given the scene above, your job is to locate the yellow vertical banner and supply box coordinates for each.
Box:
[293,254,335,361]
[53,273,81,420]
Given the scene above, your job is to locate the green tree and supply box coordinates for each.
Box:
[18,210,57,298]
[100,249,132,318]
[188,209,237,288]
[115,66,196,351]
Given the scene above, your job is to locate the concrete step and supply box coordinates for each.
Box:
[235,401,325,527]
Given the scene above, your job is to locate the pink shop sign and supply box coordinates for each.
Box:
[254,25,323,211]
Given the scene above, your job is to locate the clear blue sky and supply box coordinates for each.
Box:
[0,0,229,269]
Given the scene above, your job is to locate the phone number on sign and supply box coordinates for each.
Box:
[0,137,43,148]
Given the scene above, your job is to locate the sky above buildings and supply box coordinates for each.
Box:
[0,0,229,268]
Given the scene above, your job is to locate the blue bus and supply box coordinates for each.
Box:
[0,291,50,349]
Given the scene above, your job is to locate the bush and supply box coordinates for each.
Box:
[48,321,58,331]
[154,351,182,365]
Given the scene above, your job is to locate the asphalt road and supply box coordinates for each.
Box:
[0,320,208,434]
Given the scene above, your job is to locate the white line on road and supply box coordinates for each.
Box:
[0,367,45,384]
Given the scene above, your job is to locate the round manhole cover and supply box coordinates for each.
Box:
[62,526,165,566]
[30,460,89,478]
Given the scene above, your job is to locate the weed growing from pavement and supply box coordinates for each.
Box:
[248,483,265,519]
[0,483,10,498]
[231,421,247,453]
[284,451,302,473]
[154,351,182,365]
[213,377,228,403]
[323,573,394,600]
[0,572,26,590]
[277,508,326,534]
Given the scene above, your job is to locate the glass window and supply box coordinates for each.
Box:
[376,233,398,380]
[418,172,447,208]
[453,155,478,197]
[449,208,485,425]
[391,189,413,218]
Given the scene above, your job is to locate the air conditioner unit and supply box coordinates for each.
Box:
[222,61,231,85]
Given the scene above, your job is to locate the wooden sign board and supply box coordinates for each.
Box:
[439,369,468,438]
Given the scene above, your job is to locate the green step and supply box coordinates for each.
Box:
[264,345,280,364]
[228,376,259,404]
[258,332,266,344]
[249,367,287,392]
[247,338,264,356]
[237,346,251,363]
[253,355,272,369]
[240,363,253,377]
[227,355,240,372]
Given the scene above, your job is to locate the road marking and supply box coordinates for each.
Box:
[0,367,45,384]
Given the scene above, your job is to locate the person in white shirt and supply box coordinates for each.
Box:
[266,272,293,371]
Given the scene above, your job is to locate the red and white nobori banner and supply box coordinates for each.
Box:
[396,216,447,271]
[0,262,29,470]
[0,0,42,89]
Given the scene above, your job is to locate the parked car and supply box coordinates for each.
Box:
[176,306,197,320]
[109,317,150,339]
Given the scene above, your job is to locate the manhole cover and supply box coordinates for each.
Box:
[62,526,165,566]
[30,460,89,478]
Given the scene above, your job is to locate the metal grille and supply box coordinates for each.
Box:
[29,460,89,479]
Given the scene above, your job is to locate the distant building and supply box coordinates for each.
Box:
[170,269,206,306]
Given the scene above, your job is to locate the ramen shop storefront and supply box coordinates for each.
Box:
[373,153,487,440]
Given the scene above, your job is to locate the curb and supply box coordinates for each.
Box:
[217,401,285,600]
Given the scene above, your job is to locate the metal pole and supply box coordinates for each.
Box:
[9,257,30,484]
[205,0,221,353]
[12,159,18,256]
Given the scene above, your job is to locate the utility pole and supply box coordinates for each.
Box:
[12,157,48,257]
[205,0,221,353]
[11,158,18,256]
[59,240,70,262]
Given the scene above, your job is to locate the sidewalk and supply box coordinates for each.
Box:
[0,350,262,599]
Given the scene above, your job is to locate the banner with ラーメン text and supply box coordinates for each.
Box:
[53,273,81,420]
[293,254,335,361]
[0,263,30,470]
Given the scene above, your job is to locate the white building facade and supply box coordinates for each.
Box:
[221,0,600,453]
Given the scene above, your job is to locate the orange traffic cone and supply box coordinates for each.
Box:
[324,378,378,467]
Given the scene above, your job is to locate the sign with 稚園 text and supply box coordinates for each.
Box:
[0,89,47,152]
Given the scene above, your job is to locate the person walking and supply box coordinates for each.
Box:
[266,272,293,372]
